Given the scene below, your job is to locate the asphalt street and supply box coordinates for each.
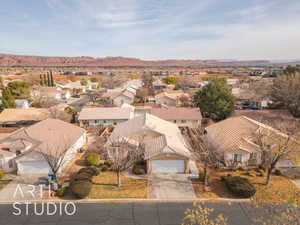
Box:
[0,202,273,225]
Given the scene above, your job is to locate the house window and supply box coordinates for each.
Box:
[234,154,242,162]
[250,153,257,160]
[181,120,186,123]
[8,160,13,168]
[173,120,177,123]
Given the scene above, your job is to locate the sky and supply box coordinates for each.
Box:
[0,0,300,60]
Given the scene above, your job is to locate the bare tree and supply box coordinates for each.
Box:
[40,139,71,186]
[254,120,300,186]
[48,106,72,122]
[31,95,60,108]
[185,127,225,190]
[106,137,145,187]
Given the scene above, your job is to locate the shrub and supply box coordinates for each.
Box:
[56,187,68,197]
[198,172,206,182]
[70,180,92,199]
[0,170,4,179]
[132,166,146,175]
[273,169,282,176]
[100,165,109,172]
[74,172,93,182]
[78,167,100,176]
[241,172,253,177]
[104,161,112,169]
[222,175,256,198]
[85,153,100,166]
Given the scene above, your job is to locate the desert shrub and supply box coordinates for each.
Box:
[273,169,282,176]
[0,170,4,179]
[85,153,100,166]
[56,187,68,197]
[70,180,92,199]
[222,175,256,198]
[103,161,112,169]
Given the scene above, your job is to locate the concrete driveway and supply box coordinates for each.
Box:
[148,174,196,199]
[0,175,47,201]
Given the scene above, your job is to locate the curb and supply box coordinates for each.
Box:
[0,198,251,204]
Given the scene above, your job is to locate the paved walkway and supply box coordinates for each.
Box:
[0,175,46,201]
[148,174,196,199]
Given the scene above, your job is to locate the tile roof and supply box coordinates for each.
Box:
[155,91,190,101]
[78,107,133,120]
[0,119,86,159]
[233,110,295,122]
[0,108,51,123]
[151,107,202,120]
[107,113,191,159]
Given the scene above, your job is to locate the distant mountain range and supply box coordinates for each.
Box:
[0,53,298,67]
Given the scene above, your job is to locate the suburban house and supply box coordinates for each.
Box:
[153,80,167,90]
[205,116,298,168]
[0,99,29,109]
[155,91,190,106]
[106,113,192,174]
[0,108,51,127]
[232,110,295,123]
[78,107,134,127]
[32,87,71,100]
[0,119,86,174]
[102,91,135,106]
[57,81,87,93]
[151,106,202,127]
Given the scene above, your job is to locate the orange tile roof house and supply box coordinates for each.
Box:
[151,106,202,128]
[0,119,86,174]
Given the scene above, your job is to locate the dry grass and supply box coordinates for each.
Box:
[192,168,300,203]
[88,171,147,199]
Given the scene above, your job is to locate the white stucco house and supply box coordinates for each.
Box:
[0,119,86,175]
[155,91,190,106]
[0,99,29,109]
[102,91,135,106]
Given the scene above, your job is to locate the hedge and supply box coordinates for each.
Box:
[222,175,256,198]
[70,180,92,199]
[85,153,100,166]
[56,187,68,197]
[0,170,4,179]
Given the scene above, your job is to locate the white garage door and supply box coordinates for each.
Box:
[18,161,51,175]
[152,160,185,173]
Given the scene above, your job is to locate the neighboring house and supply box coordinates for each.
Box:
[102,91,135,106]
[122,79,143,90]
[153,80,167,90]
[106,113,192,174]
[0,119,86,175]
[205,116,297,168]
[32,87,71,100]
[57,81,87,93]
[78,107,134,127]
[151,106,202,128]
[0,108,51,127]
[155,91,190,106]
[0,99,29,109]
[232,110,295,123]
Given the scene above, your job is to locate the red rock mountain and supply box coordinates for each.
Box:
[0,54,270,67]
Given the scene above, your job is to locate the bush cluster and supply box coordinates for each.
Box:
[132,161,147,175]
[70,166,100,199]
[0,170,4,179]
[56,187,68,197]
[85,153,100,166]
[221,175,256,198]
[99,161,112,172]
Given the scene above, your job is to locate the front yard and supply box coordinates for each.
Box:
[192,168,300,203]
[0,180,10,191]
[88,171,148,199]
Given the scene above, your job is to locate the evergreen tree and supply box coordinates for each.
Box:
[1,87,16,108]
[47,72,51,87]
[50,71,54,87]
[43,74,47,86]
[193,77,234,121]
[40,74,44,86]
